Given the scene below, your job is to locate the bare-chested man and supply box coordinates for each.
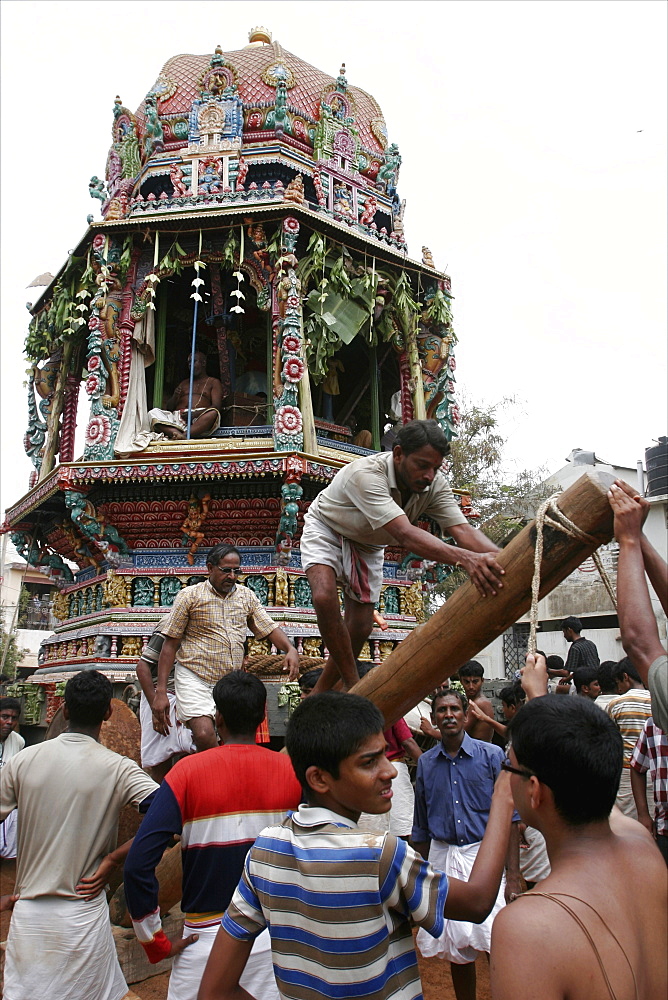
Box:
[150,351,223,439]
[458,661,495,742]
[490,654,667,1000]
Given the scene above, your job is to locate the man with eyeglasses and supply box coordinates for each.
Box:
[152,544,299,751]
[489,654,667,1000]
[412,688,521,1000]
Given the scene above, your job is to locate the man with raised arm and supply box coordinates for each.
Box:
[490,653,667,1000]
[608,479,668,732]
[301,419,504,691]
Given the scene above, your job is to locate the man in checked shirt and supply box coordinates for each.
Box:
[152,544,300,751]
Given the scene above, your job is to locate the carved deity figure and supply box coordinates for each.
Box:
[93,635,112,658]
[199,159,222,194]
[89,176,107,202]
[104,570,129,608]
[376,143,401,200]
[132,578,155,607]
[180,493,211,565]
[274,567,289,607]
[283,174,305,205]
[143,95,164,159]
[170,162,188,196]
[160,577,183,606]
[302,637,322,658]
[360,195,378,227]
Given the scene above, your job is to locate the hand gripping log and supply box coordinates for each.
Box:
[352,470,618,728]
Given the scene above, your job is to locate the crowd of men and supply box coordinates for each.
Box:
[1,421,667,1000]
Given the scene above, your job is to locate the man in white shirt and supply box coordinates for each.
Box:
[0,670,183,1000]
[301,419,504,691]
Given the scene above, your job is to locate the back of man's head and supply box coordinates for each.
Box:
[395,419,449,458]
[499,684,525,708]
[64,670,113,728]
[546,655,565,674]
[509,695,622,825]
[298,667,323,694]
[286,692,384,793]
[459,660,484,679]
[560,616,582,634]
[597,660,618,695]
[213,671,266,735]
[612,656,643,688]
[573,665,599,695]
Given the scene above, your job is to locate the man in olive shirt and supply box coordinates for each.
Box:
[301,419,504,691]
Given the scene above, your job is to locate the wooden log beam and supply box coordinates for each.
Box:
[352,470,618,727]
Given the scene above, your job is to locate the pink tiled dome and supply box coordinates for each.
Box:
[135,36,388,154]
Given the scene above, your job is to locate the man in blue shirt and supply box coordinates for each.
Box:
[412,688,521,1000]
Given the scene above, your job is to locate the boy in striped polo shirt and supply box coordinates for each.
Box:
[199,692,515,1000]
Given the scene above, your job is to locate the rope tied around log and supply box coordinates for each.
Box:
[528,493,617,655]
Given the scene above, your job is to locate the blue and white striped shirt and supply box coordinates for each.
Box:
[222,804,449,1000]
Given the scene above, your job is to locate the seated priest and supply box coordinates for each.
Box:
[150,351,223,439]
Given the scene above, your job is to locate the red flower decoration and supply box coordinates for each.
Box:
[275,405,302,435]
[85,414,111,446]
[87,355,101,371]
[286,295,300,309]
[283,217,299,232]
[282,334,301,353]
[448,356,457,371]
[282,357,305,384]
[85,374,101,396]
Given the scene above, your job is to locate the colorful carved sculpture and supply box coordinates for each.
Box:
[8,33,464,706]
[89,176,107,202]
[180,493,211,565]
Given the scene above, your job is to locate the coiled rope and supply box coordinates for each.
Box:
[528,494,617,655]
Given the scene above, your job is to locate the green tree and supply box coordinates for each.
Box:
[0,603,24,680]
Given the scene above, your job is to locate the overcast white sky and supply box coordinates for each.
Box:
[1,0,666,518]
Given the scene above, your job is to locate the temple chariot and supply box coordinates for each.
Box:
[3,28,464,735]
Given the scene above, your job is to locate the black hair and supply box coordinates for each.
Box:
[612,656,642,685]
[535,649,547,659]
[459,660,484,679]
[207,543,241,568]
[356,661,376,679]
[509,695,623,825]
[499,684,525,708]
[395,419,450,458]
[546,655,565,672]
[432,686,468,714]
[64,670,113,727]
[298,668,323,692]
[212,671,266,734]
[0,697,21,715]
[573,666,600,693]
[285,692,384,792]
[597,661,618,695]
[560,616,582,633]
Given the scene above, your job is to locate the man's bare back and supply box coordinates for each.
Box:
[491,810,666,999]
[465,694,495,742]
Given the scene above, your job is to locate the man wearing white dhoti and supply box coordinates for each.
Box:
[0,670,185,1000]
[412,688,521,1000]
